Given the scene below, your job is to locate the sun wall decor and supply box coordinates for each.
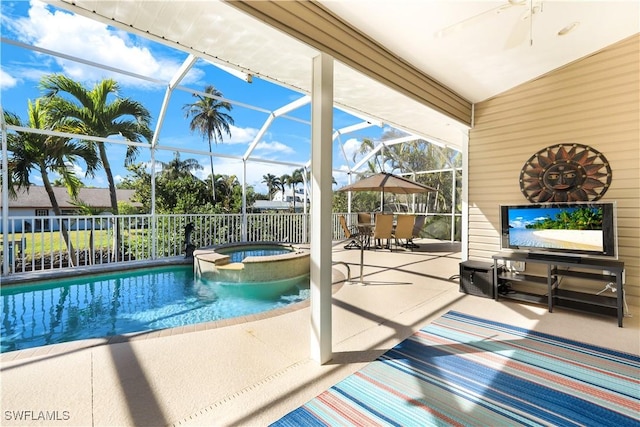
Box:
[519,143,612,203]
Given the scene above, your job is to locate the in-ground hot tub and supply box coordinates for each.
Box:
[193,242,310,298]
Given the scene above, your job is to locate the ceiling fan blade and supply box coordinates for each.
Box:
[434,1,526,38]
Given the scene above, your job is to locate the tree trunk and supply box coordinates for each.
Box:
[291,185,296,211]
[89,228,95,265]
[208,139,216,202]
[41,172,78,267]
[99,143,122,261]
[99,144,119,215]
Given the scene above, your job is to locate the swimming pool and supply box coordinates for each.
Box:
[0,265,310,353]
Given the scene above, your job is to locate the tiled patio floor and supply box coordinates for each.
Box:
[1,240,638,426]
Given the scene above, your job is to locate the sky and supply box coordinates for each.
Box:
[0,0,389,195]
[507,207,580,229]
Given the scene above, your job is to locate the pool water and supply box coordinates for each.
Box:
[0,265,310,353]
[221,247,292,263]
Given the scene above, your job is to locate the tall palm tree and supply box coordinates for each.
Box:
[183,85,234,202]
[4,100,99,267]
[39,74,153,215]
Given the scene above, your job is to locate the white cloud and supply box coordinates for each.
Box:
[226,124,258,144]
[7,1,204,87]
[71,162,85,177]
[341,137,362,164]
[254,140,295,155]
[0,69,18,88]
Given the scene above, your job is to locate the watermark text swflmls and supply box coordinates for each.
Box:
[4,410,71,422]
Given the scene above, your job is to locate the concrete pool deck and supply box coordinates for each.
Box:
[1,239,638,426]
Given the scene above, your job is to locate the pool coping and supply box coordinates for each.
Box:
[0,259,347,362]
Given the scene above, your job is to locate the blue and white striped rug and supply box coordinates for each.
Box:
[273,311,640,426]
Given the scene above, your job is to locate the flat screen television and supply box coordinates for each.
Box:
[500,202,617,259]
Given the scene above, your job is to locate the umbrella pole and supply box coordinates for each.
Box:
[360,243,364,283]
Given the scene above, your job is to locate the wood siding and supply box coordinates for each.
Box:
[468,34,640,299]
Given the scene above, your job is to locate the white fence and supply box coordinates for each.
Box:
[0,212,358,275]
[1,211,459,276]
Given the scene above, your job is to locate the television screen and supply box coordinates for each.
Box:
[500,202,617,258]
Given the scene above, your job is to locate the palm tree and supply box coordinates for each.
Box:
[262,173,279,200]
[4,100,99,267]
[353,137,385,172]
[159,152,203,180]
[290,168,305,210]
[40,75,152,261]
[39,74,153,215]
[52,177,85,188]
[279,174,290,201]
[216,174,239,211]
[183,85,234,202]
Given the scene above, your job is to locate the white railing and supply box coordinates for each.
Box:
[1,211,459,276]
[0,212,356,276]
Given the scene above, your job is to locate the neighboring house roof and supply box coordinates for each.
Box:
[1,186,140,209]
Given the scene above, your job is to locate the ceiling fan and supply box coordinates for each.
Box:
[434,0,543,48]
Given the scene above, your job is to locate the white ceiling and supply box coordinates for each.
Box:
[321,0,639,103]
[51,0,640,150]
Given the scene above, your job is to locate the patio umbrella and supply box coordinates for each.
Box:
[338,172,436,283]
[338,172,436,202]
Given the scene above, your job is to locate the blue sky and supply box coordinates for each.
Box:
[508,207,578,229]
[1,0,387,194]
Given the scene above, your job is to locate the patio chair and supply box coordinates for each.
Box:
[372,213,394,250]
[407,215,426,249]
[339,215,361,250]
[357,212,372,225]
[392,214,416,251]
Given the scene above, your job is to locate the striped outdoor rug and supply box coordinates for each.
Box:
[273,311,640,426]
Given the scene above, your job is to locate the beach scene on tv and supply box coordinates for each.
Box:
[508,206,604,251]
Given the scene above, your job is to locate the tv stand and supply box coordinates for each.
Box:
[527,252,582,263]
[492,251,625,327]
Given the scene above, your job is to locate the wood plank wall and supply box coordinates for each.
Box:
[468,34,640,300]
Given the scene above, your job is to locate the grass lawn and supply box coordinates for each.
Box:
[2,230,149,258]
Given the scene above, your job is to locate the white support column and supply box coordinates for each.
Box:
[1,112,9,275]
[310,53,334,364]
[451,165,456,242]
[241,160,247,241]
[461,130,470,262]
[302,166,309,243]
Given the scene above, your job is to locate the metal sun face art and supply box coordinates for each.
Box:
[519,143,612,203]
